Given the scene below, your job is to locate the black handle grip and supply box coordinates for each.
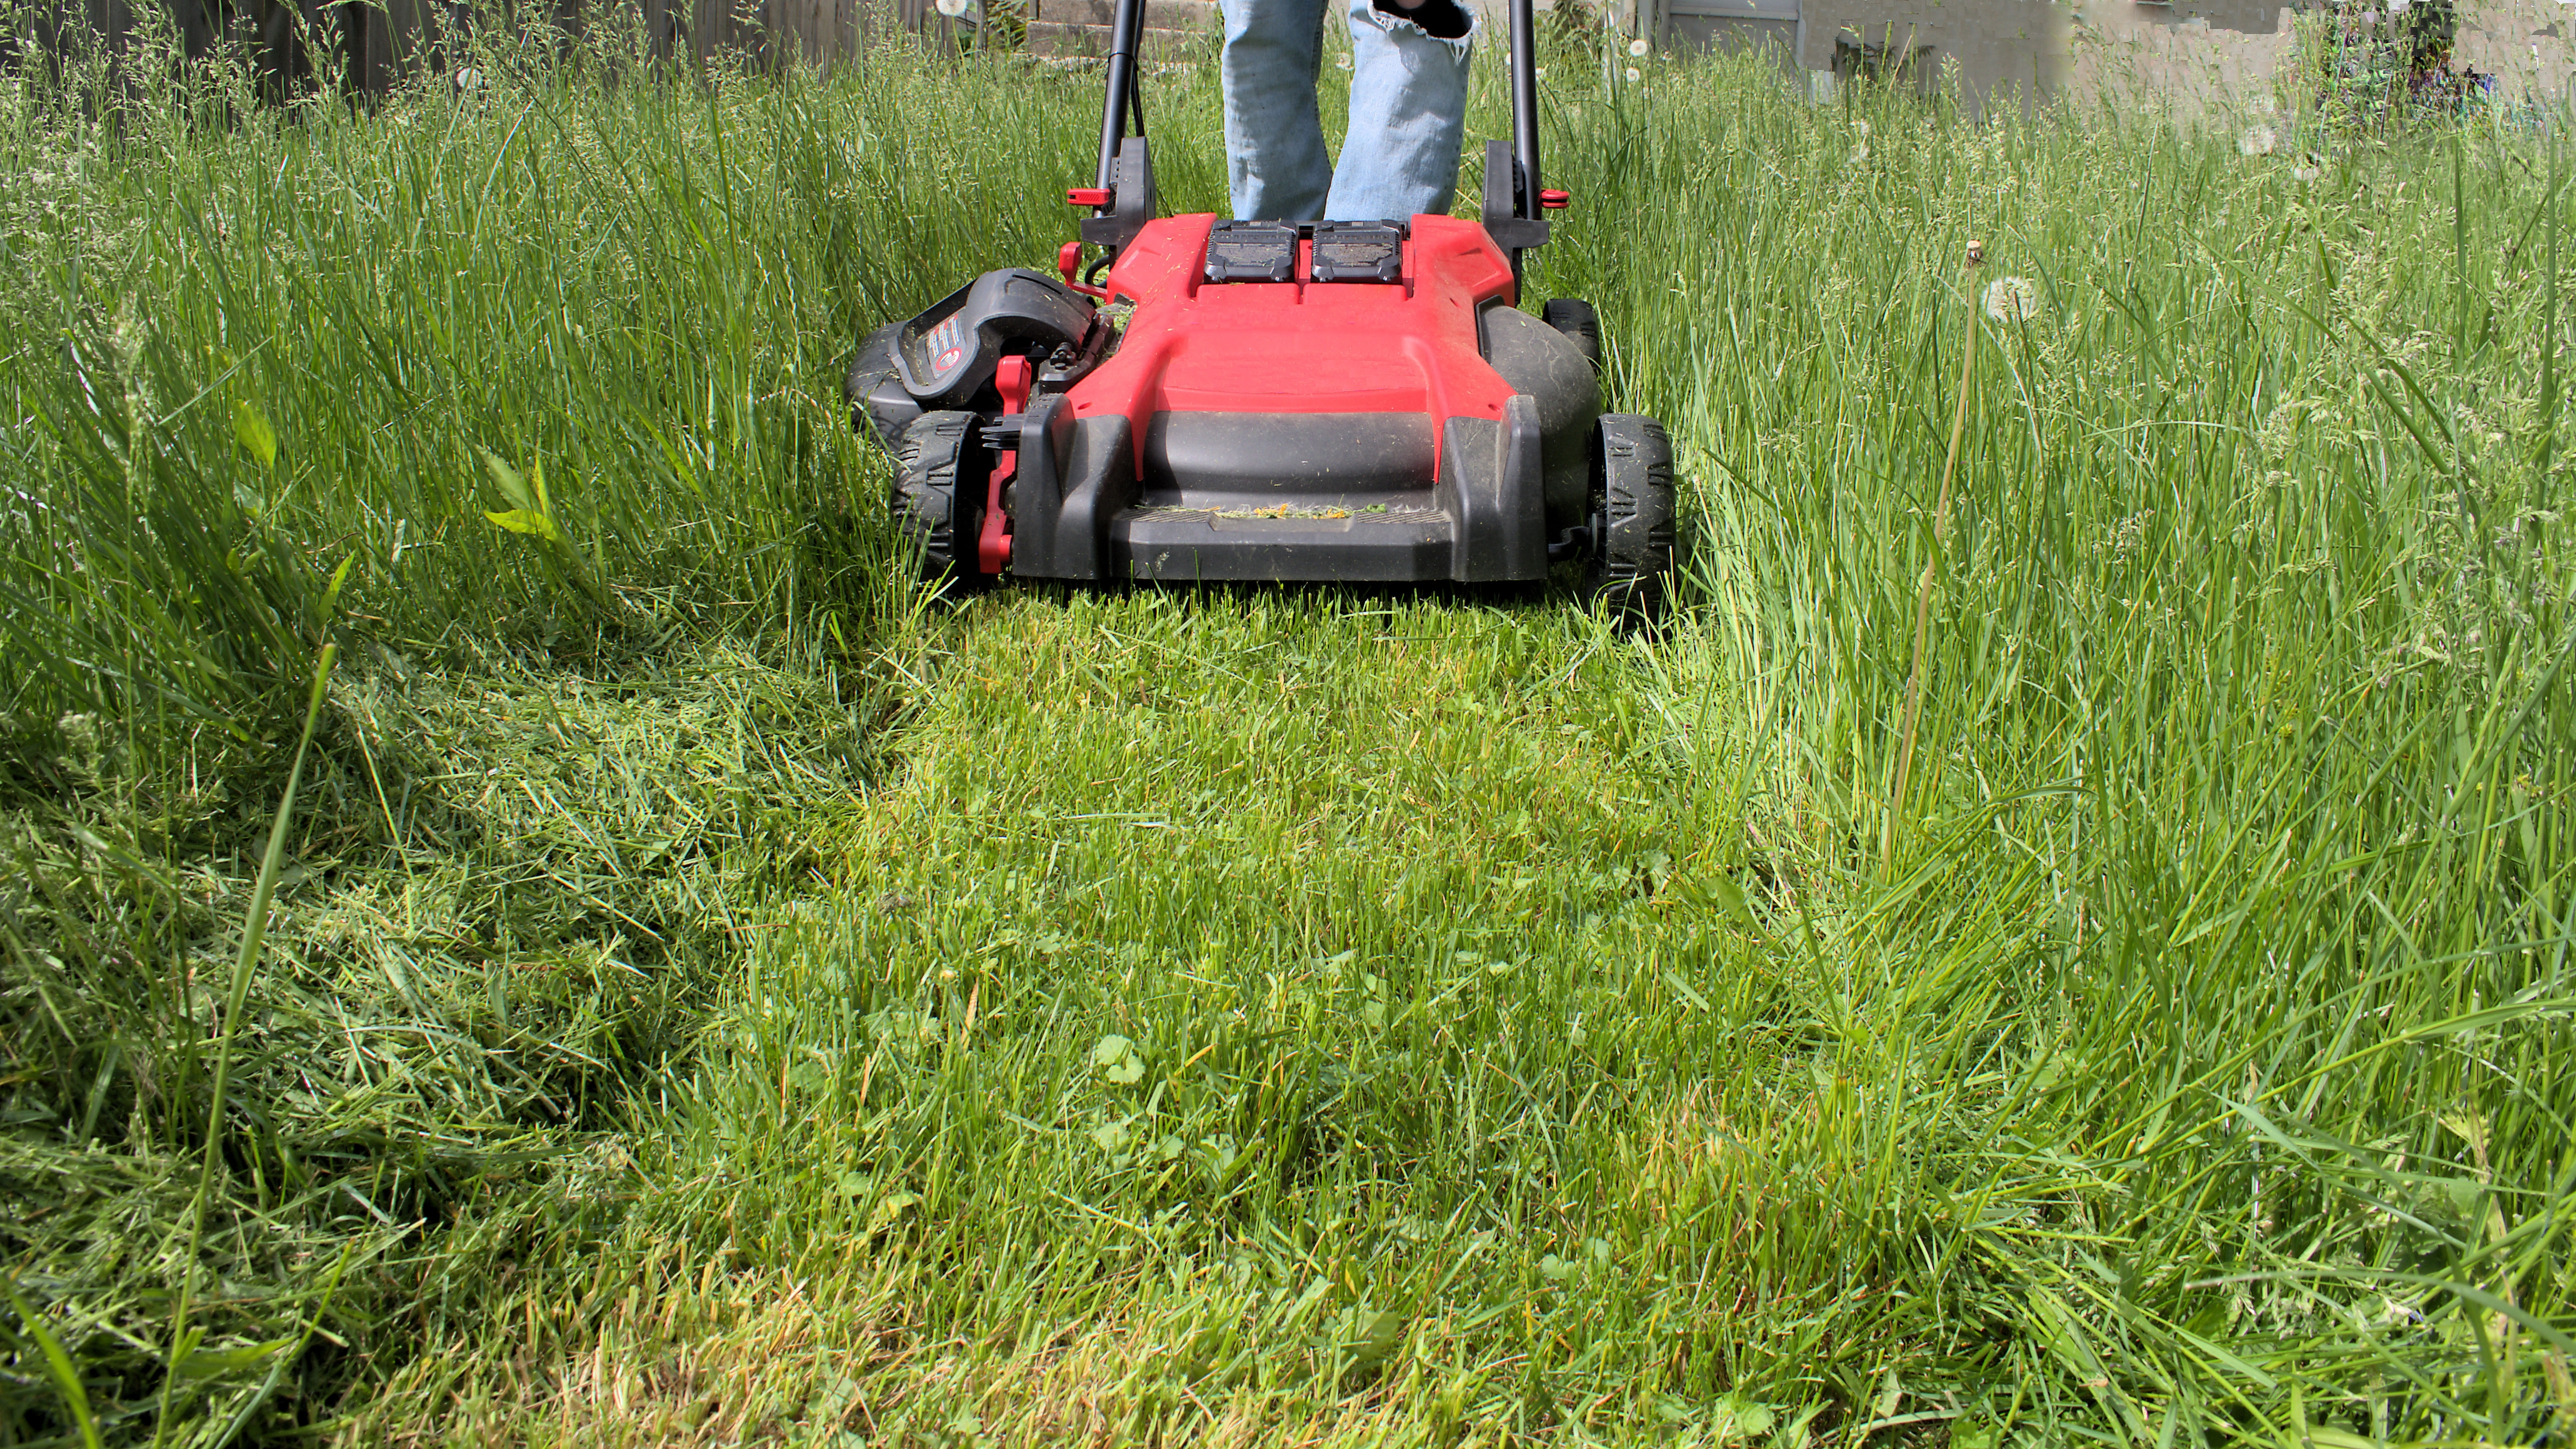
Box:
[1507,0,1540,216]
[1094,0,1147,190]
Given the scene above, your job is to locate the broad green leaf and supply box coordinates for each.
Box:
[1092,1034,1144,1083]
[1699,872,1756,928]
[1331,1306,1406,1369]
[865,1190,919,1237]
[484,508,564,544]
[232,399,277,470]
[322,553,354,613]
[1707,1394,1777,1442]
[479,447,533,511]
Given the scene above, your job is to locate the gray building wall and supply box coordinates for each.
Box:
[1518,0,2563,116]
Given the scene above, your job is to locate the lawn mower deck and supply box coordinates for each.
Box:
[846,0,1675,616]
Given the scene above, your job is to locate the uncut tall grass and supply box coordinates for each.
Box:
[0,13,2568,1446]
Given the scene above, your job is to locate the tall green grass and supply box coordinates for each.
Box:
[0,17,914,1440]
[1,12,2569,1445]
[1553,62,2574,1443]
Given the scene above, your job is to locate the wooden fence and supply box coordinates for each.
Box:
[5,0,1238,104]
[886,0,1214,58]
[4,0,870,98]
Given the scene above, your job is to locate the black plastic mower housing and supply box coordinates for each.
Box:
[851,237,1604,585]
[891,268,1094,409]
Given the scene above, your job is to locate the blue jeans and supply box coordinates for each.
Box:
[1220,0,1476,222]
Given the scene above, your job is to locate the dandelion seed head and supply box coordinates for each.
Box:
[1984,275,2040,323]
[1628,36,1649,55]
[1624,65,1641,82]
[2238,123,2278,156]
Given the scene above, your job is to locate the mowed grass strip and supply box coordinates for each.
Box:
[359,592,2037,1445]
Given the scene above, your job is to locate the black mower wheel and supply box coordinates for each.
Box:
[1541,299,1601,371]
[1583,414,1676,626]
[892,410,987,588]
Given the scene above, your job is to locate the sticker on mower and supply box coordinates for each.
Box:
[925,314,968,378]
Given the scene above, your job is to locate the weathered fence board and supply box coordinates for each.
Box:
[7,0,870,97]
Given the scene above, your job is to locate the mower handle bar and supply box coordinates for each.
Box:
[1093,0,1148,191]
[1092,0,1544,227]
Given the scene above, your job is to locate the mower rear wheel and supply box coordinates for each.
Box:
[1583,414,1676,626]
[892,410,987,589]
[1541,299,1601,371]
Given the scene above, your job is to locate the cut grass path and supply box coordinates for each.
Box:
[372,590,1978,1444]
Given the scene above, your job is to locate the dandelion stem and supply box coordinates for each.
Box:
[2539,130,2560,480]
[1886,239,1981,878]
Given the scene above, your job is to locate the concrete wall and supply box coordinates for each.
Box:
[2065,1,2295,118]
[1793,0,2069,111]
[2453,0,2573,106]
[1605,0,2570,117]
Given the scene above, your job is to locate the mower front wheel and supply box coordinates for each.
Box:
[1583,414,1676,627]
[892,410,991,592]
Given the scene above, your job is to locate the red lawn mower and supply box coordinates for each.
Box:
[845,0,1676,618]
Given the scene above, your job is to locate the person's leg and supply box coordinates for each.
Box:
[1323,0,1474,221]
[1221,0,1332,219]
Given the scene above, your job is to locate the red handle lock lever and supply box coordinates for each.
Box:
[1057,241,1106,299]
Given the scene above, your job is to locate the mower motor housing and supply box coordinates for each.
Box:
[855,215,1603,586]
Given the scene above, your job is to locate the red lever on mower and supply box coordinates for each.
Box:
[979,356,1033,574]
[1058,242,1084,286]
[1066,187,1111,207]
